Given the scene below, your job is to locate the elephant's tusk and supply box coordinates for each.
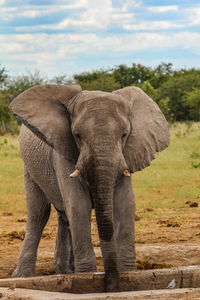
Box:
[123,170,131,177]
[69,169,80,178]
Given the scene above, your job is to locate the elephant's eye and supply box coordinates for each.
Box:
[75,133,81,139]
[121,133,127,141]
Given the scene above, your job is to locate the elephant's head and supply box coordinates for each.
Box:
[10,84,170,292]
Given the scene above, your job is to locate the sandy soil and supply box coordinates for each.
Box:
[1,206,200,279]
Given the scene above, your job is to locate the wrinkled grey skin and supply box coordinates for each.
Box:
[10,84,170,292]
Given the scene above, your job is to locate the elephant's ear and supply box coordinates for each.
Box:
[10,84,82,161]
[113,86,170,173]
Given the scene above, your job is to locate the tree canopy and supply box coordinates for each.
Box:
[0,62,200,134]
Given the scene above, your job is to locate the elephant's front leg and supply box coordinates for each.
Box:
[12,171,51,277]
[58,174,96,273]
[113,176,136,271]
[54,211,74,274]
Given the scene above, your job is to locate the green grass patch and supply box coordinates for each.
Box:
[0,134,26,215]
[133,122,200,215]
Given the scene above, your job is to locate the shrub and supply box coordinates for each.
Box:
[156,71,200,121]
[183,88,200,121]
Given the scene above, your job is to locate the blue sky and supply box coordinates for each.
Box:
[1,0,200,78]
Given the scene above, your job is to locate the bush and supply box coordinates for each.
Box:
[183,88,200,121]
[158,97,174,122]
[0,101,11,124]
[140,80,157,99]
[156,71,200,121]
[0,89,20,135]
[0,100,20,135]
[0,65,8,88]
[75,72,120,92]
[113,63,153,88]
[6,70,47,97]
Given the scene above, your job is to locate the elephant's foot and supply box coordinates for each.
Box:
[75,257,96,273]
[118,257,136,272]
[53,264,74,274]
[12,267,35,278]
[105,270,120,292]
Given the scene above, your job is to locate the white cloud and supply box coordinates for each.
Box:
[1,31,200,76]
[0,1,87,21]
[123,21,184,31]
[185,7,200,26]
[147,6,179,13]
[111,13,134,21]
[1,0,137,32]
[14,0,135,32]
[1,0,188,34]
[114,0,142,12]
[1,31,200,63]
[173,32,200,54]
[1,1,200,75]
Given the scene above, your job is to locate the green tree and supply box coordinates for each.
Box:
[140,80,157,99]
[50,75,73,85]
[75,72,120,92]
[156,71,200,121]
[112,64,133,87]
[158,97,173,121]
[74,69,110,84]
[0,65,8,88]
[183,88,200,121]
[0,70,47,134]
[130,63,153,84]
[113,63,153,87]
[6,70,47,97]
[0,89,21,134]
[0,101,11,124]
[150,62,173,89]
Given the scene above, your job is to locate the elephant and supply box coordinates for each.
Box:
[10,84,170,292]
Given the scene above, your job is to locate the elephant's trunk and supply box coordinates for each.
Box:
[86,152,120,292]
[92,170,120,292]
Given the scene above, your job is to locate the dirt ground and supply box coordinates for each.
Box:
[1,206,200,279]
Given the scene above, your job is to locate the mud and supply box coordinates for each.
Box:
[1,207,200,279]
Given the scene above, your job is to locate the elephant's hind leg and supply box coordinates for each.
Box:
[54,211,74,274]
[12,171,51,277]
